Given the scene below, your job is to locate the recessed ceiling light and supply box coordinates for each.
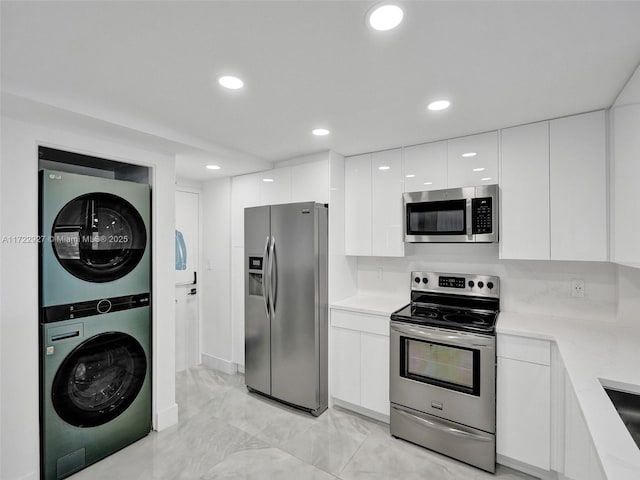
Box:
[263,178,274,183]
[462,152,477,158]
[427,100,450,111]
[218,76,244,90]
[481,177,492,181]
[312,128,330,136]
[378,165,391,171]
[367,4,404,31]
[423,181,433,185]
[206,165,221,170]
[473,167,485,172]
[405,174,416,178]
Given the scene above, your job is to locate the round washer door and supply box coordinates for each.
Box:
[52,332,147,428]
[51,193,147,283]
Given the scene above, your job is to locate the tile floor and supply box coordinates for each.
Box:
[71,366,534,479]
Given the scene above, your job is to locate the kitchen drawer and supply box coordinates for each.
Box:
[497,334,550,365]
[331,309,389,336]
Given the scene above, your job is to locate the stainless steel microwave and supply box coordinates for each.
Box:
[403,184,498,243]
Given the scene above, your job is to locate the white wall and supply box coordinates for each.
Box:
[0,116,177,480]
[200,177,235,373]
[617,265,640,323]
[357,244,618,322]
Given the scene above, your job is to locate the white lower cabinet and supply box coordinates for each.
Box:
[497,335,551,472]
[497,333,606,480]
[564,375,606,480]
[331,308,390,420]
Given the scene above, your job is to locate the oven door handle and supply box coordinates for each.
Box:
[390,323,493,348]
[392,405,492,442]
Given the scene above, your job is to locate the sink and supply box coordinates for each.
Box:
[605,387,640,449]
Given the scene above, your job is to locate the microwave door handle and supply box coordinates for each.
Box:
[262,236,270,320]
[466,198,473,240]
[392,405,492,442]
[390,323,492,348]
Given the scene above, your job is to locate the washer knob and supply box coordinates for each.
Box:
[468,281,475,288]
[487,282,494,290]
[422,277,428,284]
[414,277,420,284]
[478,281,484,289]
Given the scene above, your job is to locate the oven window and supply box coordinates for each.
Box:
[406,199,466,236]
[401,337,480,396]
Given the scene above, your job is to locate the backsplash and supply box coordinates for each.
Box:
[357,243,620,322]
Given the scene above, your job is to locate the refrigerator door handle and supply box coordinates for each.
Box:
[270,236,277,315]
[263,235,270,320]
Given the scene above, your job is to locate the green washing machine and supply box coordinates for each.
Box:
[40,169,150,307]
[40,298,151,480]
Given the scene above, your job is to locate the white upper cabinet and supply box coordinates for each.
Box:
[371,149,404,257]
[403,141,447,192]
[345,154,372,256]
[612,104,640,267]
[447,132,499,188]
[258,166,291,205]
[231,173,261,248]
[550,111,607,261]
[291,160,329,204]
[500,121,550,260]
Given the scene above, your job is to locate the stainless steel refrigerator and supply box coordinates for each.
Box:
[244,202,328,416]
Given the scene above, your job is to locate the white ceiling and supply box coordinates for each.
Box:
[2,1,640,181]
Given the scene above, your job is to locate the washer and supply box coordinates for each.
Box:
[40,297,151,480]
[40,169,150,307]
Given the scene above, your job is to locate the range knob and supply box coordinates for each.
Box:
[478,281,484,289]
[414,276,420,284]
[422,277,429,284]
[487,282,494,290]
[468,281,475,288]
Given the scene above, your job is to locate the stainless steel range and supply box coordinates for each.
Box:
[390,271,500,473]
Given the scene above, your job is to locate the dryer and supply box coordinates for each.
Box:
[40,169,150,307]
[40,296,151,480]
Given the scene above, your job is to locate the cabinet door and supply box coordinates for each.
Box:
[258,167,291,206]
[496,357,551,470]
[371,149,404,257]
[550,111,607,261]
[612,104,640,267]
[345,154,372,256]
[403,141,447,192]
[331,327,361,405]
[500,122,550,260]
[447,132,498,188]
[360,332,390,416]
[564,375,593,480]
[231,173,261,248]
[291,160,329,204]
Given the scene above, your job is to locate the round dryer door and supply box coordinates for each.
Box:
[51,332,147,428]
[51,193,147,283]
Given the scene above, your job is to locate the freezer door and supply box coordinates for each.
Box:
[244,206,271,395]
[270,202,324,410]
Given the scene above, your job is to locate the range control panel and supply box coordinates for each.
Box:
[411,271,500,298]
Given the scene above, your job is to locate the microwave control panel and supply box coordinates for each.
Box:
[472,197,493,234]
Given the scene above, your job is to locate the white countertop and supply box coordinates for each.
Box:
[330,292,408,316]
[498,312,640,480]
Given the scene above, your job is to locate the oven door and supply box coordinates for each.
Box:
[390,321,495,433]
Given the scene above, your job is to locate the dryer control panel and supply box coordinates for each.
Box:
[42,293,150,323]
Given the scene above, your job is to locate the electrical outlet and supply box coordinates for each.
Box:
[571,279,585,298]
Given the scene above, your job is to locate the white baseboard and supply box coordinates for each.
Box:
[497,454,558,480]
[155,403,179,431]
[201,353,238,375]
[332,398,390,424]
[237,364,245,374]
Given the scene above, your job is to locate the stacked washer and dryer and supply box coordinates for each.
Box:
[39,168,152,480]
